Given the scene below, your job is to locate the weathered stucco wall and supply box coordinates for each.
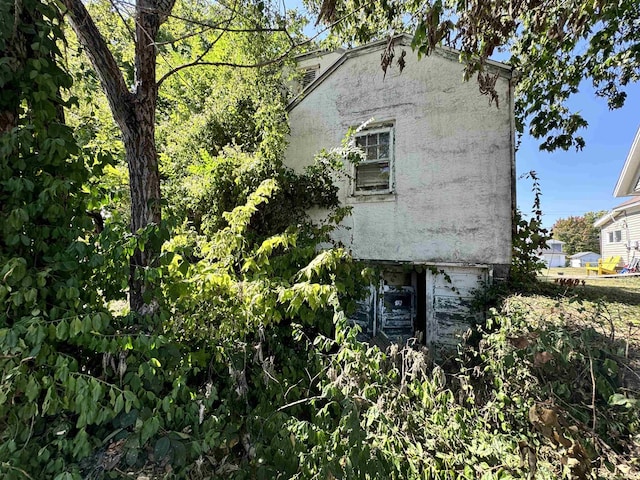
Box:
[285,39,514,266]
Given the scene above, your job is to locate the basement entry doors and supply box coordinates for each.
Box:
[351,265,487,346]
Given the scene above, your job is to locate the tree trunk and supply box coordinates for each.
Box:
[126,0,163,313]
[124,113,161,313]
[62,0,173,314]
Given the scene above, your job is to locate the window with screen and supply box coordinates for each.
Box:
[353,127,394,194]
[300,65,319,88]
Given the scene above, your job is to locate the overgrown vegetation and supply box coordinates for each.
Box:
[511,172,551,287]
[2,1,639,479]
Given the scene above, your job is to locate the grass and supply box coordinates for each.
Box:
[534,267,640,332]
[479,275,640,478]
[507,272,640,405]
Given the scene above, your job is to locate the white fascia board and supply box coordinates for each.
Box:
[594,198,640,228]
[613,125,640,197]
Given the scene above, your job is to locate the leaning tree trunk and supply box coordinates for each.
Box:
[62,0,173,314]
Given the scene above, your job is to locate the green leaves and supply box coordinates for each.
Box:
[551,210,606,256]
[317,0,640,151]
[0,1,120,475]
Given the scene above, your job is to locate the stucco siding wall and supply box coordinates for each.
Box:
[286,44,513,265]
[601,208,640,265]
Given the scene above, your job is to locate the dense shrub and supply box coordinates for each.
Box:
[2,3,637,479]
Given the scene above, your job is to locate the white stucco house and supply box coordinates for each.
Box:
[569,251,601,268]
[595,126,640,268]
[537,239,567,268]
[285,35,515,347]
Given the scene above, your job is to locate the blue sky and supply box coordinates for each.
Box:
[516,82,640,229]
[289,3,640,229]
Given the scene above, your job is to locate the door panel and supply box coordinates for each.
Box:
[426,266,487,347]
[379,285,415,342]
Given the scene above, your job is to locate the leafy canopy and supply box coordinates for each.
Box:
[309,0,640,151]
[552,210,607,256]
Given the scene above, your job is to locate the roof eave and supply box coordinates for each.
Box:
[613,126,640,197]
[287,34,513,112]
[594,199,640,227]
[293,47,346,62]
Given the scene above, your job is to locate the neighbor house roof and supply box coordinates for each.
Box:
[569,251,599,259]
[539,250,566,256]
[287,34,513,112]
[594,197,640,228]
[613,125,640,197]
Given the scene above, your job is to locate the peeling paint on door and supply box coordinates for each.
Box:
[349,264,487,347]
[352,285,376,334]
[426,266,487,347]
[379,285,415,342]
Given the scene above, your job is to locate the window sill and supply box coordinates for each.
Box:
[347,192,396,204]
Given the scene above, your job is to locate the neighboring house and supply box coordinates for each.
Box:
[537,239,566,268]
[569,251,601,268]
[595,126,640,268]
[284,35,515,348]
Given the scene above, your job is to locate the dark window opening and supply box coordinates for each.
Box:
[301,65,319,88]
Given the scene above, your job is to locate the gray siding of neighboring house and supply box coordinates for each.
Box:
[570,253,600,267]
[600,207,640,266]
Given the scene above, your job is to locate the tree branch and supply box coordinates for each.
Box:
[157,0,240,89]
[156,0,369,89]
[157,52,290,88]
[60,0,133,132]
[159,8,291,35]
[107,0,136,43]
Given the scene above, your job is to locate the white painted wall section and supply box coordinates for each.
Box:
[286,38,513,267]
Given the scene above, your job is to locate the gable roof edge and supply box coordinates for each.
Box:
[594,197,640,227]
[287,34,513,112]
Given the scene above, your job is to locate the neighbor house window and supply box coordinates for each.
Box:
[608,230,622,243]
[353,127,394,194]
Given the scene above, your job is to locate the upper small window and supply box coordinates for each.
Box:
[301,65,320,88]
[353,127,394,195]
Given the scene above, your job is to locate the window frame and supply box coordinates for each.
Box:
[609,230,622,243]
[351,125,395,196]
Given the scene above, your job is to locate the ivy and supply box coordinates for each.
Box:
[511,171,550,287]
[0,1,116,476]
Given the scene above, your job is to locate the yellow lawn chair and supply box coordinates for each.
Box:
[585,256,621,276]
